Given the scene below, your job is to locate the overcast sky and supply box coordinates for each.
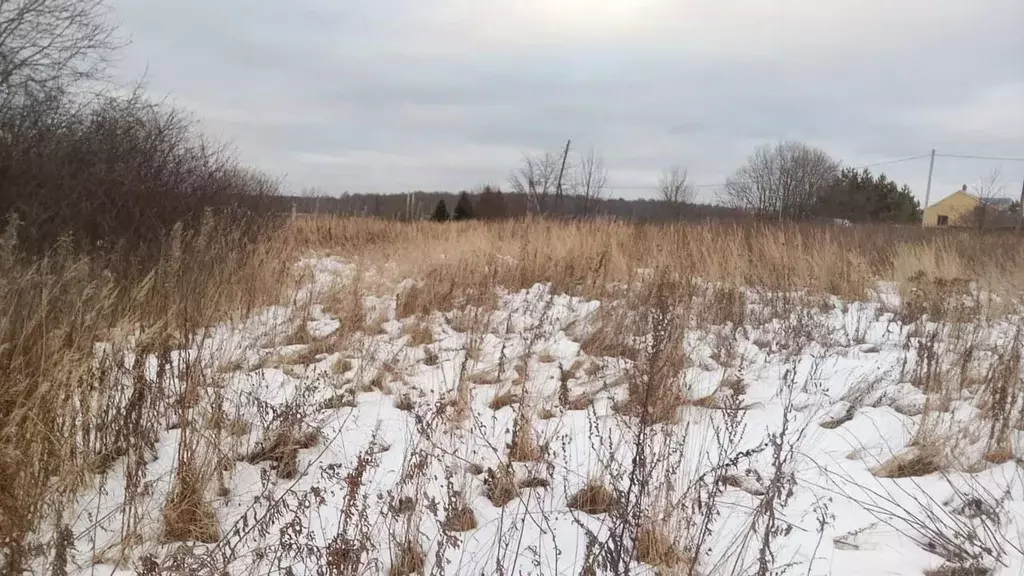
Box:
[110,0,1024,203]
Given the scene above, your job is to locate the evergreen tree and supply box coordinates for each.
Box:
[453,191,475,221]
[815,168,921,223]
[431,199,450,222]
[475,185,508,219]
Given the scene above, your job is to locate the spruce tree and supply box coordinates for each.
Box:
[475,185,508,219]
[431,199,450,222]
[453,192,475,221]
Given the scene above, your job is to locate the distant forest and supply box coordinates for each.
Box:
[269,190,745,223]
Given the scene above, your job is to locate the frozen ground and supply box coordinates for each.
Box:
[49,256,1024,575]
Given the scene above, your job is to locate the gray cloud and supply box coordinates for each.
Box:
[110,0,1024,203]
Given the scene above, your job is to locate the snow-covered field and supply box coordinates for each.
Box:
[54,256,1024,575]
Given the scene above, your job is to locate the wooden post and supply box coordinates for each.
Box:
[1017,178,1024,233]
[555,139,571,216]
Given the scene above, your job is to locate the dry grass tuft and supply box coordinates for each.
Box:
[489,388,522,411]
[388,539,425,576]
[982,447,1015,465]
[246,427,319,479]
[508,410,542,462]
[226,417,252,437]
[395,283,426,319]
[466,368,500,385]
[870,446,943,479]
[635,523,691,571]
[163,464,221,543]
[332,356,354,374]
[442,503,478,532]
[567,481,617,515]
[566,393,594,411]
[484,465,520,507]
[519,476,551,489]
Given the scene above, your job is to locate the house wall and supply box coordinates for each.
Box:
[922,191,979,227]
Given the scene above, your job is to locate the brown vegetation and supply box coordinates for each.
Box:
[568,481,618,515]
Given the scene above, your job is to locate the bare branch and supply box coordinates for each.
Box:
[0,0,119,103]
[508,150,562,215]
[570,148,607,216]
[966,167,1007,230]
[721,141,839,221]
[657,166,693,218]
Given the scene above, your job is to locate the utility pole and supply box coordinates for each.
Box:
[555,139,571,216]
[1017,177,1024,234]
[921,149,936,228]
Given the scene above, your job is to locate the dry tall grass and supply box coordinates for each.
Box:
[292,217,1024,304]
[0,214,293,571]
[5,214,1024,574]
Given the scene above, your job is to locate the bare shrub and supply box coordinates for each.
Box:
[0,90,279,269]
[0,0,120,99]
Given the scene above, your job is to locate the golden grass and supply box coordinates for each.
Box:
[508,409,542,462]
[7,214,1024,571]
[0,215,295,570]
[388,539,425,576]
[567,480,618,515]
[870,446,944,479]
[163,463,221,543]
[635,523,692,572]
[289,217,1024,304]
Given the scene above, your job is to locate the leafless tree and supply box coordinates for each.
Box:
[570,148,608,215]
[657,166,694,218]
[0,0,119,106]
[508,149,563,215]
[721,141,839,221]
[967,167,1008,230]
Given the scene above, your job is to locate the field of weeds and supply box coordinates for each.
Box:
[6,217,1024,575]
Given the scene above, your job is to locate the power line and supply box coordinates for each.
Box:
[856,153,932,168]
[935,153,1024,163]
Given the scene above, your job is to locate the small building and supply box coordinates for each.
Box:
[923,185,1017,227]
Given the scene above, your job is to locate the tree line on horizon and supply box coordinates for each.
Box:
[281,141,927,225]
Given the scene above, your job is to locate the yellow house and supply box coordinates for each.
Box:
[923,186,976,227]
[922,185,1016,227]
[923,185,1018,227]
